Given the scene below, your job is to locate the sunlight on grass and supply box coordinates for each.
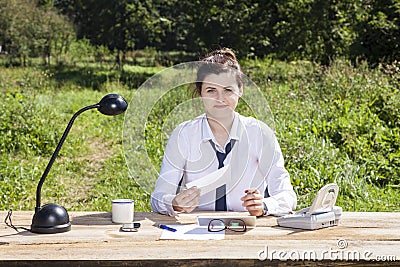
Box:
[1,58,399,212]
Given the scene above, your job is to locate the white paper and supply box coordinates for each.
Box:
[185,165,230,195]
[159,224,225,240]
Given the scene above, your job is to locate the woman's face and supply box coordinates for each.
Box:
[200,72,242,119]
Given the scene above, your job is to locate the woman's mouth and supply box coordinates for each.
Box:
[214,104,229,109]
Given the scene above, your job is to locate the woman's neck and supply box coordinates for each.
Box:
[206,112,235,147]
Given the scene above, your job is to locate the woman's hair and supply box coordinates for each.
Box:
[195,48,243,96]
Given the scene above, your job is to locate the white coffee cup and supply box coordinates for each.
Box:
[112,199,134,224]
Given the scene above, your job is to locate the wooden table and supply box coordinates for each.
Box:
[0,211,399,266]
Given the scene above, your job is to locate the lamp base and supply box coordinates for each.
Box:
[31,203,71,234]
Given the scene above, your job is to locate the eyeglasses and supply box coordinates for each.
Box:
[207,219,247,232]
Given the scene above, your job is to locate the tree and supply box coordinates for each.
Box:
[52,0,400,65]
[0,0,74,65]
[55,0,167,67]
[272,0,360,64]
[0,0,34,64]
[350,0,400,65]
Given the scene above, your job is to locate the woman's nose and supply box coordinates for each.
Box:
[216,90,225,101]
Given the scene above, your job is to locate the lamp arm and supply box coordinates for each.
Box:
[35,104,100,213]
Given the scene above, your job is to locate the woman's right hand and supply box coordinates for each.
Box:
[172,186,201,213]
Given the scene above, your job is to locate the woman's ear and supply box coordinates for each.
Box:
[238,85,243,97]
[196,82,202,97]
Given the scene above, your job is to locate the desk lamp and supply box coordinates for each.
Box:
[31,94,128,234]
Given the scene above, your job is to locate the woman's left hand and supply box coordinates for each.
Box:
[240,189,264,217]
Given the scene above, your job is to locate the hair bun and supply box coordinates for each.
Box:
[201,47,240,71]
[217,48,237,61]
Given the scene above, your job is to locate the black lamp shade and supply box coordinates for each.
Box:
[31,204,71,234]
[97,94,128,116]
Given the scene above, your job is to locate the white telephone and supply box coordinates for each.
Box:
[277,183,342,230]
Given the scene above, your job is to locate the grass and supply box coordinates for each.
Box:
[0,57,399,212]
[242,59,400,211]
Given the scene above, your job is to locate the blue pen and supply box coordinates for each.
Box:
[159,224,177,232]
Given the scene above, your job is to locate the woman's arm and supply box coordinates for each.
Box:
[262,136,297,215]
[150,125,188,216]
[256,121,297,215]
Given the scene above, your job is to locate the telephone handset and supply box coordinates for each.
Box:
[278,183,342,230]
[296,183,339,215]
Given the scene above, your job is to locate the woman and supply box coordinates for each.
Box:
[151,48,296,216]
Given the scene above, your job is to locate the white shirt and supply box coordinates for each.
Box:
[151,112,297,216]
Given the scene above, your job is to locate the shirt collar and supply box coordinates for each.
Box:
[201,112,241,143]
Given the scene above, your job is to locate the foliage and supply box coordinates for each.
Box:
[54,0,166,66]
[0,90,60,156]
[50,0,400,65]
[66,38,97,65]
[350,0,400,65]
[273,0,358,64]
[242,58,399,210]
[1,0,398,66]
[0,0,74,65]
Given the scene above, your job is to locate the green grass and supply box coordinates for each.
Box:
[242,59,399,211]
[1,58,399,212]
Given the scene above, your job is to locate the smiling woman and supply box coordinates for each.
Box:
[150,48,297,217]
[199,72,242,147]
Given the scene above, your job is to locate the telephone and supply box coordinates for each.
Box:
[277,183,342,230]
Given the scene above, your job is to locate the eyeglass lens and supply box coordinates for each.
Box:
[208,219,246,232]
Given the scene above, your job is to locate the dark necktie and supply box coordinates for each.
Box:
[214,140,233,211]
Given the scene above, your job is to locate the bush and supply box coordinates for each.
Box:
[0,90,61,156]
[244,58,399,209]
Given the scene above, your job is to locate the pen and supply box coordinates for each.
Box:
[159,224,177,232]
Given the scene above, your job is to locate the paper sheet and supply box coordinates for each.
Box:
[185,165,230,195]
[159,224,225,240]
